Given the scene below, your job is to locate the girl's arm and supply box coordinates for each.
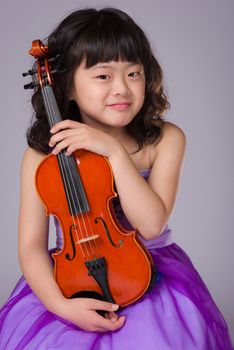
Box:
[109,122,186,239]
[18,148,62,309]
[18,147,125,332]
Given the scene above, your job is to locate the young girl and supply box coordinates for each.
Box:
[0,7,233,350]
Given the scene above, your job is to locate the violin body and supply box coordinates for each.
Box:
[36,150,154,306]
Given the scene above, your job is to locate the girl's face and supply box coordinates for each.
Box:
[71,59,145,130]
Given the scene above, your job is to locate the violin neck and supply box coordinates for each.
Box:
[41,85,62,128]
[41,84,90,216]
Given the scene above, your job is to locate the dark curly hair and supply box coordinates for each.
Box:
[27,7,170,154]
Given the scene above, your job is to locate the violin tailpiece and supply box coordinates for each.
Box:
[85,257,115,304]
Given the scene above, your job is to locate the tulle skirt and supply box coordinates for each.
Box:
[0,242,233,350]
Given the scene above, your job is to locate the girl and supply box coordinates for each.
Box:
[0,7,233,350]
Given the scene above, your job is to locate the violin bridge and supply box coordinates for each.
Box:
[76,234,99,245]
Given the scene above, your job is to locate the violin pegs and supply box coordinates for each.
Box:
[22,69,37,77]
[23,82,37,90]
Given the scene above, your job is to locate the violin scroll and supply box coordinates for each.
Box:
[29,40,48,59]
[22,40,57,89]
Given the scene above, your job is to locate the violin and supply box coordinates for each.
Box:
[23,40,157,307]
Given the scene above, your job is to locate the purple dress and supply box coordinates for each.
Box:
[0,169,233,349]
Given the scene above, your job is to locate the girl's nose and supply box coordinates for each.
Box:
[111,77,130,96]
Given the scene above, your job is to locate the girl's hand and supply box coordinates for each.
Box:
[49,120,120,158]
[58,297,126,332]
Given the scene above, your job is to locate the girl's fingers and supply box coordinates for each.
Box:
[94,314,126,331]
[104,311,119,321]
[50,119,81,133]
[51,136,81,155]
[88,299,119,312]
[49,129,80,147]
[51,141,69,154]
[87,300,126,331]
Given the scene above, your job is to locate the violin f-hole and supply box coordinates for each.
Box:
[95,217,123,248]
[65,224,77,261]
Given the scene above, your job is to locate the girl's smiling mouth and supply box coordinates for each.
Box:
[107,103,131,110]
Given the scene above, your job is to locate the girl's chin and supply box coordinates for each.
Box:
[80,112,135,128]
[105,120,132,128]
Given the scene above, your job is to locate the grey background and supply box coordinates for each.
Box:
[0,0,233,342]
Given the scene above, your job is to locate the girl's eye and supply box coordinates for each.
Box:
[96,74,110,80]
[128,71,141,78]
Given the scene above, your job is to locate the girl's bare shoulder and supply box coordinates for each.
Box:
[23,147,47,162]
[157,120,186,146]
[21,147,48,175]
[150,121,186,164]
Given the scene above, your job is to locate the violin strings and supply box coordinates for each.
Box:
[56,131,98,257]
[43,87,89,257]
[42,87,87,257]
[60,152,99,258]
[59,152,96,257]
[59,155,89,256]
[42,89,86,257]
[42,86,98,259]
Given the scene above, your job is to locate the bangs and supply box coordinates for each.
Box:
[73,12,146,67]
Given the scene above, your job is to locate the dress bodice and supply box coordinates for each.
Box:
[54,169,173,251]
